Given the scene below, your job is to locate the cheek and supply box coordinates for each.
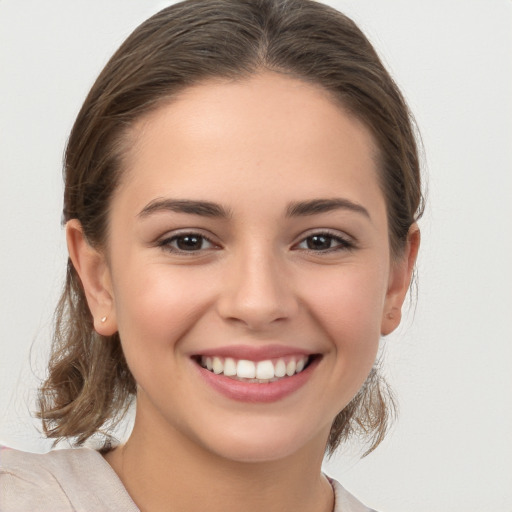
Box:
[110,266,218,398]
[111,262,215,356]
[304,265,387,355]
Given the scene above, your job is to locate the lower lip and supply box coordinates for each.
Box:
[195,357,320,403]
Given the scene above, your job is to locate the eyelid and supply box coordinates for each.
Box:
[153,227,356,254]
[293,229,356,251]
[157,229,221,253]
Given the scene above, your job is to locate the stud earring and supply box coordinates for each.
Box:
[100,316,107,323]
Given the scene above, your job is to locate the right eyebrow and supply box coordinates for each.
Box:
[138,198,231,219]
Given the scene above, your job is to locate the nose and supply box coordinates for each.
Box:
[216,245,299,331]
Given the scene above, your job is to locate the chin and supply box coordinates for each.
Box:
[209,440,305,464]
[195,418,329,464]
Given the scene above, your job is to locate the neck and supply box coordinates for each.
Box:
[104,407,333,512]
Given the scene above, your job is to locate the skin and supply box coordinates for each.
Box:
[67,72,419,512]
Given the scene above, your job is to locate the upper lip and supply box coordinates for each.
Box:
[191,344,316,361]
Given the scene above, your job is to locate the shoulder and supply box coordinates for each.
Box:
[328,476,379,512]
[1,446,75,510]
[0,445,138,512]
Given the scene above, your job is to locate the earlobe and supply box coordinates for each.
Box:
[66,219,117,336]
[381,225,420,336]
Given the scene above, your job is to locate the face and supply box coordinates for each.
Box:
[73,72,413,463]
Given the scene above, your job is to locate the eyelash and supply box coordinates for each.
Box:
[158,232,218,254]
[158,230,354,254]
[294,231,355,253]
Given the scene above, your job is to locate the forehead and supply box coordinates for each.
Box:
[115,72,383,216]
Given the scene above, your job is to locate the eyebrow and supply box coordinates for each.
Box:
[138,198,231,219]
[138,197,370,221]
[286,198,371,220]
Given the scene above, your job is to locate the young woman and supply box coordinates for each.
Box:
[0,1,422,510]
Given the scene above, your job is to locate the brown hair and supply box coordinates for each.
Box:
[38,0,423,455]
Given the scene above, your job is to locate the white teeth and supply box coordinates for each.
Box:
[200,355,311,381]
[212,357,223,374]
[256,360,275,380]
[237,359,256,379]
[223,357,237,376]
[286,360,296,376]
[274,359,286,378]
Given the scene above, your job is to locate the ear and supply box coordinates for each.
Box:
[381,224,420,335]
[66,219,117,336]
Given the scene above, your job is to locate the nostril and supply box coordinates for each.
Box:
[215,264,299,329]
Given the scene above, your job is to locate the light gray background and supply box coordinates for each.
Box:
[1,1,511,510]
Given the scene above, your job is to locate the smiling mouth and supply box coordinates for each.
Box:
[195,355,316,383]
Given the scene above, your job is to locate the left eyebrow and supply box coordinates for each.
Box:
[138,198,231,219]
[286,198,371,220]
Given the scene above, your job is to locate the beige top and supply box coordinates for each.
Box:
[0,446,377,511]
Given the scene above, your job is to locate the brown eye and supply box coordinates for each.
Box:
[175,235,204,251]
[160,233,216,253]
[296,233,353,252]
[306,235,333,251]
